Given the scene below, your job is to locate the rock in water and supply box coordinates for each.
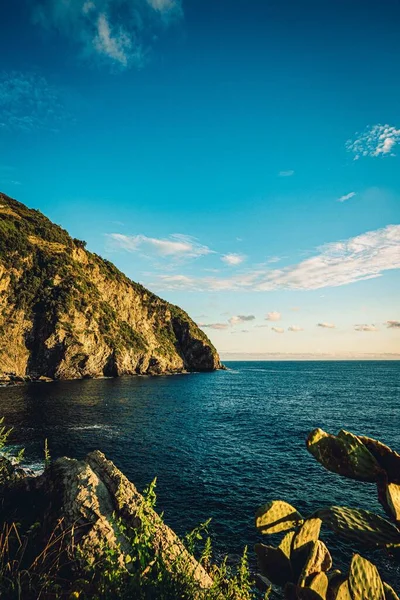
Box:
[0,193,222,379]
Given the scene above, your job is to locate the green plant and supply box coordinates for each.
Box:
[44,438,51,468]
[255,429,400,599]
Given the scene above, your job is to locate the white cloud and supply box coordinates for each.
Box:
[279,170,294,177]
[0,72,70,132]
[354,324,378,332]
[147,0,176,10]
[346,124,400,159]
[229,315,255,326]
[94,14,133,66]
[288,325,303,332]
[149,225,400,293]
[83,1,95,13]
[271,327,284,334]
[107,233,211,260]
[317,323,335,329]
[221,253,246,266]
[32,0,182,69]
[266,311,281,321]
[199,323,229,330]
[387,320,400,329]
[338,192,356,203]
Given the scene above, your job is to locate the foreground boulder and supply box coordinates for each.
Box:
[0,451,213,596]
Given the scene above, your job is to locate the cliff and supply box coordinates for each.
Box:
[0,193,221,380]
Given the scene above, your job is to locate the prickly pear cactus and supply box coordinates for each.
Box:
[384,582,400,600]
[254,428,400,599]
[385,482,400,523]
[255,500,303,534]
[308,571,328,598]
[348,554,385,600]
[335,580,352,600]
[358,435,400,484]
[315,506,400,546]
[306,429,380,482]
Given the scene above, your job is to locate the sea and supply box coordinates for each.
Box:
[0,361,399,586]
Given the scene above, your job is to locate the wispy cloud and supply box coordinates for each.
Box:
[107,233,211,260]
[199,323,229,330]
[288,325,303,332]
[0,72,70,132]
[221,253,246,266]
[278,170,294,177]
[94,13,134,67]
[147,0,176,10]
[265,311,281,321]
[32,0,182,69]
[387,320,400,329]
[272,327,284,334]
[338,192,356,203]
[229,315,255,326]
[317,322,335,329]
[150,225,400,292]
[346,124,400,159]
[354,324,378,332]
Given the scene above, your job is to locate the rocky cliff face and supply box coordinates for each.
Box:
[0,193,221,380]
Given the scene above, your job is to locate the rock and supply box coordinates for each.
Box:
[0,451,213,591]
[0,193,222,380]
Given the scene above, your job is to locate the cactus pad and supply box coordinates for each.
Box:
[298,540,332,587]
[306,428,380,482]
[279,530,295,559]
[316,506,400,545]
[293,518,322,551]
[255,500,303,534]
[335,580,352,600]
[349,554,385,600]
[309,572,328,598]
[386,482,400,523]
[358,435,400,484]
[255,543,292,585]
[285,584,327,600]
[383,582,400,600]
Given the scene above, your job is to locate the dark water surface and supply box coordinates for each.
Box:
[0,361,399,584]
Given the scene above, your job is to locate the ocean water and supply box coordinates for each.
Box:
[0,361,399,585]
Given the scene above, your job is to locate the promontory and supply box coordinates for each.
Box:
[0,193,221,381]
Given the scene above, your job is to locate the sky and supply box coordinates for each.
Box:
[0,0,399,359]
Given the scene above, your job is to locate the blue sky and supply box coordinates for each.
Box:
[1,0,399,358]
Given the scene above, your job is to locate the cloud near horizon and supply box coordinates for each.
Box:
[32,0,182,69]
[354,324,379,332]
[229,315,255,325]
[288,325,303,332]
[198,323,229,330]
[387,320,400,329]
[266,311,281,321]
[318,322,336,329]
[150,225,400,292]
[346,124,400,159]
[271,327,284,334]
